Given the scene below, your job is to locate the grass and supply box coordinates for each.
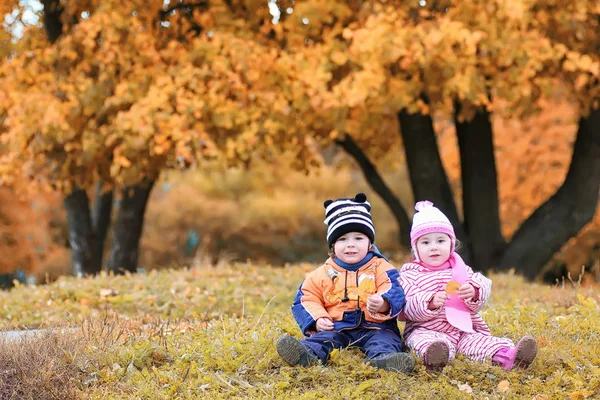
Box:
[0,330,83,399]
[0,262,599,399]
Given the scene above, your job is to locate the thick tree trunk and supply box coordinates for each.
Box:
[63,188,96,277]
[91,182,114,273]
[455,106,506,272]
[108,179,155,274]
[335,134,411,247]
[497,108,600,280]
[398,106,472,263]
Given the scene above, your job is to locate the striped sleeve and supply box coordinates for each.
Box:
[291,277,331,336]
[398,266,443,322]
[464,268,491,313]
[402,290,443,321]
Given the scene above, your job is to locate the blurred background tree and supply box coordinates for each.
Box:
[0,0,599,285]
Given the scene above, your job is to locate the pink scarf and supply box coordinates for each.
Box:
[418,253,474,332]
[417,251,461,271]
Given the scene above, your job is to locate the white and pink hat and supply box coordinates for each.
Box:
[410,200,456,261]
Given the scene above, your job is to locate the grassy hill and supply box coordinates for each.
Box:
[1,263,599,399]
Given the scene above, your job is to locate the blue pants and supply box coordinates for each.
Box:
[300,328,404,364]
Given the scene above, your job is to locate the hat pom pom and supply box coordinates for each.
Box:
[415,200,433,211]
[354,193,367,203]
[324,199,333,208]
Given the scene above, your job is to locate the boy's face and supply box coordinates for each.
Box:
[333,232,370,264]
[415,233,452,267]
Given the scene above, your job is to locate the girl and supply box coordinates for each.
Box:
[399,201,537,372]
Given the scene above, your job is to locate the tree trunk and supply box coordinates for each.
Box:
[497,108,600,280]
[455,106,506,272]
[41,0,63,44]
[108,179,156,274]
[335,134,411,247]
[63,188,95,277]
[398,105,472,263]
[91,182,114,273]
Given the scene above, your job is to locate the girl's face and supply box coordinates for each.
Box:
[333,232,370,264]
[415,233,452,267]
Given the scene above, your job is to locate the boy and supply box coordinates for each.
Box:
[276,193,414,373]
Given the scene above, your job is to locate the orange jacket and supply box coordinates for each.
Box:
[291,255,405,336]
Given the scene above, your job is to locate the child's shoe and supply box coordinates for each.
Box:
[368,352,415,374]
[423,340,450,372]
[492,335,537,371]
[276,335,319,367]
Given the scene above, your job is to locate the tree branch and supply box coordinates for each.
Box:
[335,134,411,247]
[41,0,64,44]
[159,1,209,20]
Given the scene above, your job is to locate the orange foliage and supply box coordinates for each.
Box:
[0,0,321,191]
[0,0,596,189]
[2,0,597,193]
[0,187,35,273]
[529,0,600,112]
[0,184,67,276]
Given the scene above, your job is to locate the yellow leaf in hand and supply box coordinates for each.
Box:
[446,280,461,294]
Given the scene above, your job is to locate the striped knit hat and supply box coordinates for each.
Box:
[410,200,455,261]
[323,193,375,247]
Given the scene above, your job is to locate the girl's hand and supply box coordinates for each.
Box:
[428,291,448,310]
[457,283,476,300]
[316,318,334,331]
[367,294,390,314]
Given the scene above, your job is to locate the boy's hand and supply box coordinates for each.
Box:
[316,318,334,332]
[428,291,448,310]
[457,283,476,300]
[367,294,390,314]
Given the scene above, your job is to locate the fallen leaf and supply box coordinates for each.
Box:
[127,362,137,375]
[570,390,594,400]
[100,288,118,298]
[458,383,473,394]
[357,379,376,392]
[498,380,510,393]
[329,348,340,361]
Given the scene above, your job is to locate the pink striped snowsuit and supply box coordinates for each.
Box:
[399,261,513,362]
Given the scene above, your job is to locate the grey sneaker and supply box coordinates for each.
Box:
[424,340,450,372]
[368,352,415,373]
[276,335,319,367]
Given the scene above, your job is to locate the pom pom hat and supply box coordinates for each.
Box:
[410,200,456,262]
[323,193,375,247]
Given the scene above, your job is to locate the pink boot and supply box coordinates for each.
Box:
[492,335,538,371]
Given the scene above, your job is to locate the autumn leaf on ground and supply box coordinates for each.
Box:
[458,382,473,394]
[498,380,510,393]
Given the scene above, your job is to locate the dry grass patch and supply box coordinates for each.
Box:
[0,329,84,399]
